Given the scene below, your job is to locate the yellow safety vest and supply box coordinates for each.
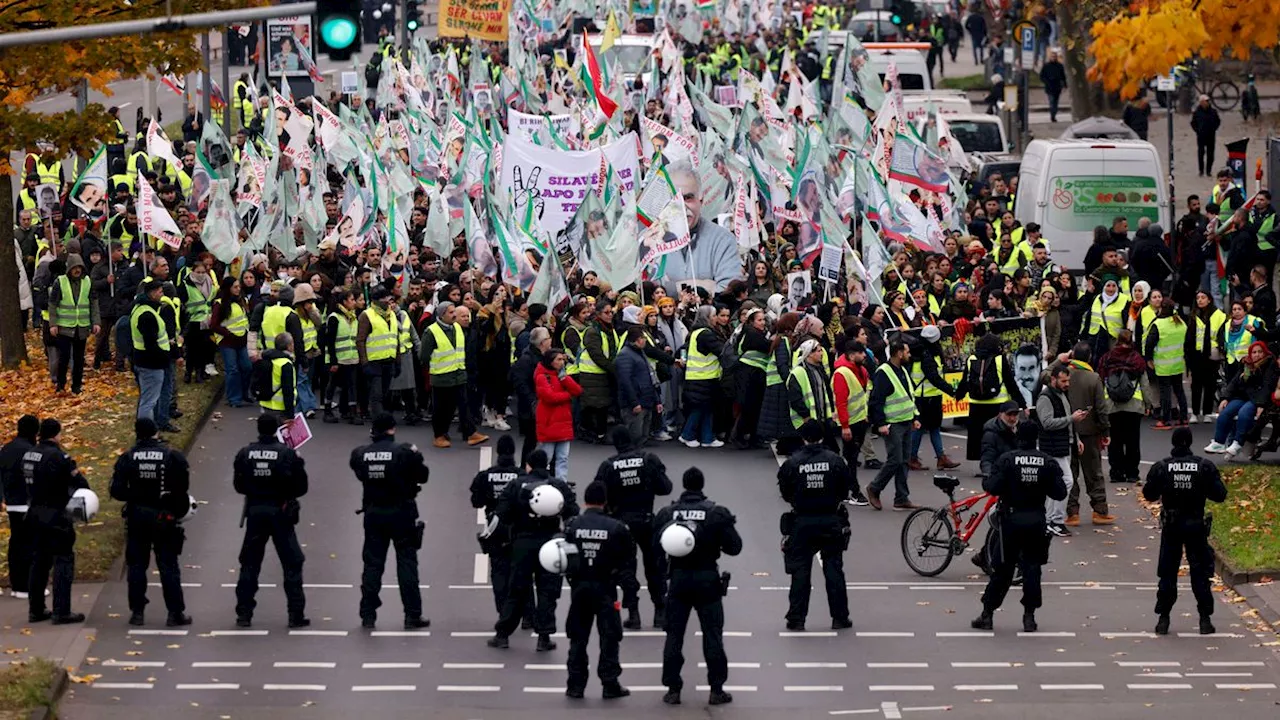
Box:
[1151,317,1187,376]
[878,363,916,424]
[833,366,868,425]
[1192,309,1226,353]
[130,304,170,352]
[109,173,135,194]
[1223,322,1254,364]
[579,325,620,375]
[737,333,768,371]
[329,310,358,364]
[911,353,944,398]
[184,281,212,323]
[684,328,722,381]
[55,275,91,328]
[110,118,126,148]
[234,80,254,124]
[426,321,465,375]
[563,325,584,375]
[397,311,413,355]
[35,160,61,186]
[216,299,248,338]
[363,307,399,361]
[764,337,791,387]
[965,354,1009,405]
[261,356,293,411]
[1084,293,1131,338]
[19,189,37,210]
[299,316,318,353]
[788,363,831,428]
[261,304,295,347]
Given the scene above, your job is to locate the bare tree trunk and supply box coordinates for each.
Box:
[1056,1,1097,121]
[0,173,30,369]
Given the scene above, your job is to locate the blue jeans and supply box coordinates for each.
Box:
[910,427,945,460]
[539,441,571,482]
[680,405,715,444]
[1202,260,1224,309]
[295,364,317,414]
[161,363,175,425]
[136,367,166,423]
[1215,399,1256,444]
[220,346,252,406]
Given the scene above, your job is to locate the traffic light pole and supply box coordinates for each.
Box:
[0,3,316,49]
[397,0,408,48]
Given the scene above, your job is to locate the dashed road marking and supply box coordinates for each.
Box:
[370,631,432,637]
[1019,631,1076,637]
[936,631,993,637]
[1117,661,1180,667]
[442,663,504,669]
[449,631,493,637]
[870,685,934,692]
[1102,632,1156,638]
[791,662,849,668]
[856,632,914,638]
[1177,632,1243,638]
[1215,683,1276,690]
[696,685,756,692]
[364,662,422,669]
[352,685,416,692]
[780,631,837,637]
[786,685,844,691]
[954,684,1017,691]
[92,682,155,690]
[951,662,1010,668]
[289,630,348,637]
[437,685,499,692]
[1036,662,1095,668]
[1202,661,1266,667]
[273,662,335,668]
[192,661,251,668]
[867,663,927,668]
[102,660,166,667]
[264,684,326,691]
[1127,683,1193,690]
[1185,672,1254,677]
[127,629,187,636]
[176,683,240,690]
[209,630,267,637]
[1041,684,1105,690]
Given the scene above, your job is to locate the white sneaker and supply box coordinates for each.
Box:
[492,417,511,431]
[10,590,28,599]
[1204,441,1227,453]
[480,408,495,428]
[1206,413,1219,421]
[651,431,673,442]
[1224,441,1242,457]
[681,438,701,448]
[1188,413,1199,424]
[705,440,725,448]
[205,363,219,376]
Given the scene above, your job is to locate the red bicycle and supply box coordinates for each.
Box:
[900,474,1000,577]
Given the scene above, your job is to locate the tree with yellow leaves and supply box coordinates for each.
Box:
[0,1,265,368]
[1089,0,1280,99]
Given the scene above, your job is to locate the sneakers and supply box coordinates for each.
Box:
[466,432,491,446]
[907,458,926,471]
[936,455,961,470]
[433,437,452,449]
[492,417,512,431]
[1091,512,1116,525]
[652,431,673,442]
[970,613,994,630]
[1047,523,1071,538]
[1022,613,1037,633]
[481,408,495,428]
[1224,441,1242,457]
[10,590,29,600]
[1199,616,1216,635]
[1188,413,1199,424]
[1204,440,1227,453]
[846,494,870,507]
[704,440,725,448]
[1154,614,1171,635]
[1065,514,1080,527]
[680,438,701,448]
[866,487,883,511]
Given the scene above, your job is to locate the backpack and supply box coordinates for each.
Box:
[718,329,742,372]
[114,316,133,360]
[967,355,1002,401]
[1104,369,1138,403]
[250,357,275,402]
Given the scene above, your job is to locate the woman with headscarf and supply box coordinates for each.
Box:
[1204,341,1274,458]
[774,242,799,284]
[1080,276,1131,363]
[1097,329,1148,483]
[1187,290,1226,422]
[787,337,837,449]
[759,312,801,449]
[884,290,918,330]
[475,284,513,431]
[680,304,729,448]
[653,296,688,434]
[941,282,978,322]
[1144,298,1191,429]
[1029,286,1062,360]
[1215,299,1256,385]
[732,308,771,449]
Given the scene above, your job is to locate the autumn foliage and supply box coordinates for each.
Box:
[1089,0,1280,99]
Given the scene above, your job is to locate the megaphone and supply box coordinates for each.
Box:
[660,523,696,557]
[538,536,580,574]
[66,488,100,523]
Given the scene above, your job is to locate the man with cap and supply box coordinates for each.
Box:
[110,418,192,627]
[1143,427,1228,635]
[24,419,90,624]
[594,425,673,629]
[777,419,853,631]
[232,413,309,628]
[972,422,1066,632]
[313,237,346,286]
[866,340,921,511]
[290,283,323,418]
[350,413,431,630]
[471,435,533,621]
[357,286,400,419]
[562,480,636,700]
[421,300,488,448]
[47,253,100,394]
[0,415,40,599]
[132,280,177,431]
[909,325,962,471]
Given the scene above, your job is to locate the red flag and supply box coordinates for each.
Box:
[579,32,618,120]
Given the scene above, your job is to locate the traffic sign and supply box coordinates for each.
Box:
[1020,26,1035,68]
[1157,75,1176,92]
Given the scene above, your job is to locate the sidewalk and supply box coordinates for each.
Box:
[0,584,103,671]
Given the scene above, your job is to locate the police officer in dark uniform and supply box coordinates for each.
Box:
[471,435,533,624]
[0,415,39,600]
[232,413,309,628]
[487,448,579,651]
[593,426,673,629]
[777,419,853,631]
[1142,427,1228,635]
[110,418,192,627]
[972,422,1066,633]
[655,467,743,707]
[563,480,636,700]
[25,419,89,624]
[350,413,431,630]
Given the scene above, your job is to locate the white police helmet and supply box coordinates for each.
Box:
[176,494,199,524]
[66,488,100,522]
[538,537,579,574]
[529,484,565,517]
[660,523,696,557]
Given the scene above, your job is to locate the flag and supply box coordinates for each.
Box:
[602,11,621,53]
[579,32,618,121]
[160,73,185,96]
[69,147,108,216]
[137,176,182,249]
[293,30,325,83]
[464,196,499,277]
[146,119,181,170]
[888,131,949,193]
[636,167,676,227]
[201,180,242,263]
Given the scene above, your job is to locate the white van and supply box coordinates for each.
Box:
[865,42,932,91]
[901,91,971,122]
[936,113,1009,154]
[1014,139,1170,272]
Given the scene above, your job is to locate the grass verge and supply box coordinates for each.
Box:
[938,72,1043,91]
[0,658,59,718]
[1210,465,1280,572]
[0,332,222,584]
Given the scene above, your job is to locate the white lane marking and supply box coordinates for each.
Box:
[523,687,566,693]
[1102,632,1156,638]
[209,630,267,636]
[473,554,489,584]
[1036,662,1096,668]
[1185,672,1254,677]
[623,663,663,669]
[176,683,240,690]
[1177,632,1243,638]
[222,583,275,588]
[1060,586,1116,591]
[437,685,499,692]
[709,631,753,637]
[303,583,353,588]
[264,684,326,691]
[364,663,422,669]
[696,685,756,692]
[289,630,348,636]
[936,631,992,637]
[621,630,665,637]
[92,682,155,689]
[1215,683,1276,690]
[1137,673,1183,678]
[909,586,963,591]
[951,662,1011,668]
[523,664,564,670]
[148,582,202,587]
[867,663,927,668]
[352,685,417,692]
[1117,661,1180,667]
[847,585,891,590]
[786,685,844,691]
[447,585,492,590]
[1127,683,1193,690]
[127,629,187,636]
[478,445,492,469]
[273,662,336,669]
[1042,684,1105,690]
[192,662,251,668]
[1019,631,1075,637]
[790,662,849,668]
[476,507,486,524]
[620,686,667,691]
[780,631,837,637]
[857,632,914,638]
[828,710,882,716]
[954,684,1017,691]
[870,685,934,692]
[704,662,761,668]
[381,584,431,589]
[450,631,494,637]
[442,663,504,669]
[369,631,431,637]
[881,701,903,719]
[102,660,166,667]
[1202,661,1265,667]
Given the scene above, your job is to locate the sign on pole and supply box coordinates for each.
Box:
[264,16,314,78]
[340,71,359,94]
[1019,26,1034,68]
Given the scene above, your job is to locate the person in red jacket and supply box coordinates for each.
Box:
[832,338,872,506]
[535,348,584,482]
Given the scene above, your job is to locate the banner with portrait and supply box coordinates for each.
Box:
[265,16,313,78]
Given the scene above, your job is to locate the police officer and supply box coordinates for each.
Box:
[1142,427,1228,635]
[563,481,636,700]
[777,419,853,632]
[25,419,89,624]
[109,418,192,627]
[972,422,1066,633]
[0,416,39,599]
[350,413,431,630]
[593,426,673,629]
[232,413,309,628]
[487,449,579,651]
[655,467,743,707]
[471,435,534,625]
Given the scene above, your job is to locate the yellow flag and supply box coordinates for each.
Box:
[602,11,621,53]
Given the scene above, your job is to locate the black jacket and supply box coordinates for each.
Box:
[594,444,672,517]
[233,438,308,505]
[350,435,429,508]
[25,440,88,510]
[653,490,742,572]
[495,469,579,539]
[110,437,191,516]
[564,508,637,586]
[980,416,1018,478]
[778,443,851,515]
[1191,104,1221,139]
[470,459,522,514]
[986,447,1067,520]
[0,436,35,507]
[1142,449,1227,523]
[1129,233,1174,289]
[509,345,541,418]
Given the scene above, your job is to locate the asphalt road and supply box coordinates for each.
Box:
[55,405,1280,720]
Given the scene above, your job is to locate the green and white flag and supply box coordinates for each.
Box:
[69,147,108,217]
[200,179,241,264]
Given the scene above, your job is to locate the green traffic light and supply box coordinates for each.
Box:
[891,13,902,24]
[408,19,419,30]
[321,16,358,49]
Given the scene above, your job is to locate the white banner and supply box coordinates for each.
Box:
[138,176,182,249]
[507,108,574,143]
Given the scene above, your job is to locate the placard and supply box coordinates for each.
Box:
[438,0,513,41]
[276,413,313,449]
[265,16,313,78]
[341,71,359,94]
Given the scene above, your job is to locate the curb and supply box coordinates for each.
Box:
[1210,543,1280,629]
[28,666,68,720]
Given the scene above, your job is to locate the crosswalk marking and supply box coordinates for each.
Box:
[1202,661,1266,667]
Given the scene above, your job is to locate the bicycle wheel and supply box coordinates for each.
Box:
[1210,80,1239,111]
[901,507,956,577]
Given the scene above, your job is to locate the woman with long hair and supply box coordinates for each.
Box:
[1187,290,1226,422]
[475,284,513,431]
[207,275,252,407]
[746,260,777,306]
[534,347,583,481]
[1216,299,1255,385]
[758,312,800,447]
[653,297,688,434]
[1204,341,1273,458]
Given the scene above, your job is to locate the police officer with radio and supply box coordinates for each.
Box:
[972,422,1066,633]
[0,415,39,600]
[110,418,192,627]
[471,435,524,615]
[487,449,578,651]
[777,419,853,632]
[1143,427,1227,635]
[562,480,636,700]
[593,426,673,629]
[232,413,309,628]
[655,467,743,707]
[25,419,89,624]
[351,413,431,630]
